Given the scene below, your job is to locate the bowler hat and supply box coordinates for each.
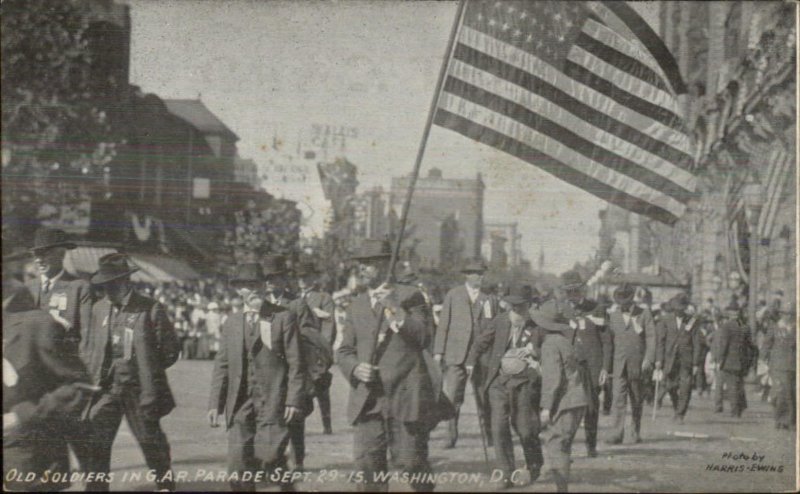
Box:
[560,270,584,290]
[460,258,487,274]
[351,239,392,262]
[613,283,636,305]
[262,255,287,277]
[230,262,265,286]
[31,227,76,253]
[669,292,690,311]
[503,284,533,306]
[530,299,571,332]
[295,259,319,277]
[91,253,139,285]
[396,264,418,284]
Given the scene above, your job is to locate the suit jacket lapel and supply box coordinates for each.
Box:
[31,279,41,307]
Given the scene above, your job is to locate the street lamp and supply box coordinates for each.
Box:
[742,180,765,338]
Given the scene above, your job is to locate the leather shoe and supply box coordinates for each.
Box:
[528,467,541,484]
[604,436,623,445]
[586,447,598,458]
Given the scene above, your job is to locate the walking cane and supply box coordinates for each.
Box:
[469,372,491,467]
[652,373,660,422]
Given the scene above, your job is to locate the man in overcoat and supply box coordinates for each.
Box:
[3,279,94,492]
[433,258,497,448]
[207,262,304,491]
[654,292,703,423]
[467,284,545,489]
[262,254,323,472]
[605,283,656,444]
[532,299,588,493]
[80,254,180,491]
[25,227,93,347]
[559,270,611,457]
[761,303,796,429]
[712,300,753,418]
[337,239,439,492]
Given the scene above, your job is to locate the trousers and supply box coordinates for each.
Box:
[83,389,173,491]
[487,379,543,479]
[659,361,694,417]
[353,414,434,492]
[714,370,747,416]
[544,407,585,476]
[610,367,643,441]
[770,370,796,428]
[227,399,291,491]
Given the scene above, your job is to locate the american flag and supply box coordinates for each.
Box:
[434,0,697,224]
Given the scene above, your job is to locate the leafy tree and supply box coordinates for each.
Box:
[2,0,117,248]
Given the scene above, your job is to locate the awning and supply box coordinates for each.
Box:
[63,245,201,284]
[64,246,118,278]
[129,253,201,283]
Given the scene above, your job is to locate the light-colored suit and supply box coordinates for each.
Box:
[607,306,656,442]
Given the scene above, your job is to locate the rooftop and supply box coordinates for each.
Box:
[163,99,239,141]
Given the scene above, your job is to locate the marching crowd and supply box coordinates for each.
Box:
[3,228,796,492]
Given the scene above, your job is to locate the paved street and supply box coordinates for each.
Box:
[71,360,795,492]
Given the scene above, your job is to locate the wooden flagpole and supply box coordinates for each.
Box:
[386,0,468,283]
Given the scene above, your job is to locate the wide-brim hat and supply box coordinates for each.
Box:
[531,299,571,332]
[560,270,584,290]
[262,255,287,277]
[613,283,636,305]
[351,239,392,262]
[461,258,487,274]
[31,227,77,253]
[503,283,533,306]
[230,262,265,286]
[91,253,139,285]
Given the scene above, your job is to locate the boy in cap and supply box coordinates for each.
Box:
[468,284,545,489]
[533,299,588,493]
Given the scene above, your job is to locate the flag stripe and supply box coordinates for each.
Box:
[447,57,696,191]
[438,91,686,216]
[451,42,693,171]
[568,45,680,116]
[457,27,691,150]
[758,149,791,238]
[563,60,684,131]
[581,18,666,87]
[434,106,680,224]
[574,29,670,95]
[442,76,693,204]
[599,1,687,94]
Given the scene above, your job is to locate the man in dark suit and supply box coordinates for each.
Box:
[467,284,544,489]
[559,270,611,457]
[337,239,438,492]
[3,279,95,492]
[208,262,304,491]
[654,293,703,423]
[712,300,752,418]
[762,303,796,429]
[532,299,588,493]
[605,283,656,444]
[262,254,322,472]
[25,227,93,346]
[296,260,336,436]
[80,254,180,491]
[433,258,497,448]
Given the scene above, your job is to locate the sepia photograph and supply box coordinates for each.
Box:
[1,0,797,492]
